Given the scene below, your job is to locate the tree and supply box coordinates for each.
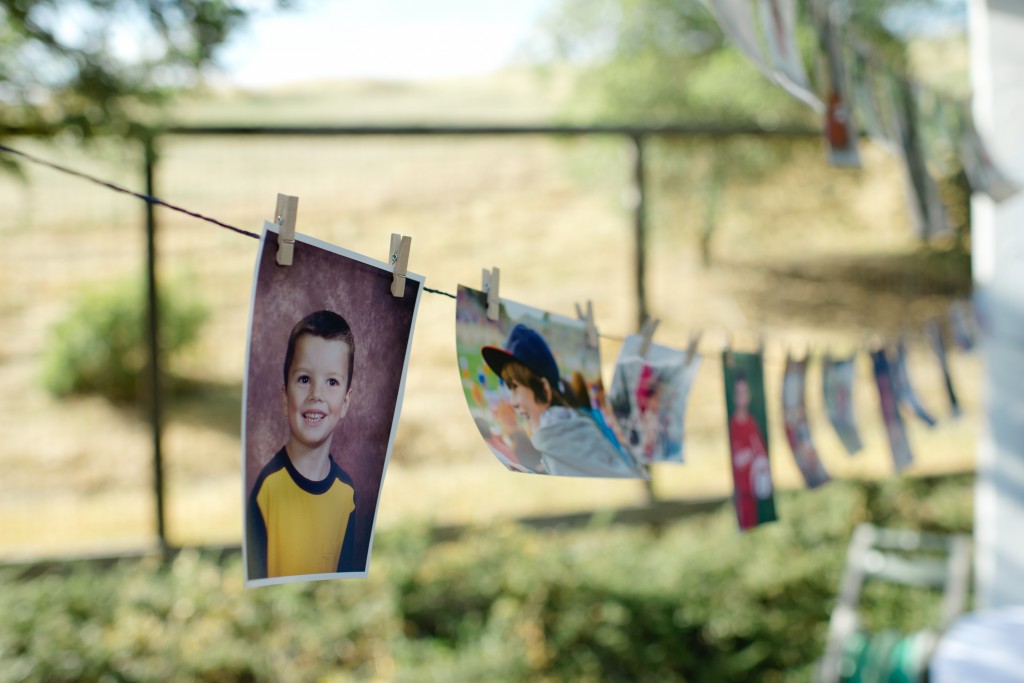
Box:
[0,0,281,139]
[528,0,965,262]
[531,0,949,126]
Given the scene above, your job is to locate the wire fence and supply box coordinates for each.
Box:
[0,124,977,560]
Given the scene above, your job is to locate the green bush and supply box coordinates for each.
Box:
[0,475,974,683]
[42,274,208,402]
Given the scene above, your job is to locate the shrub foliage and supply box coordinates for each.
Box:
[0,476,972,682]
[42,275,207,402]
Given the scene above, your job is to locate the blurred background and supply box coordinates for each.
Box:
[0,0,983,680]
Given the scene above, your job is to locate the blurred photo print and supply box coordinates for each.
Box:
[455,285,646,479]
[926,320,961,418]
[871,348,914,473]
[949,300,978,352]
[781,354,830,489]
[850,51,892,149]
[960,115,1020,202]
[822,352,864,455]
[707,0,773,76]
[243,225,423,587]
[758,0,819,110]
[723,350,778,531]
[891,340,937,427]
[608,335,702,465]
[814,0,861,168]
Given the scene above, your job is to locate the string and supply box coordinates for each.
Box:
[0,142,460,299]
[424,286,456,299]
[0,143,261,240]
[0,141,949,351]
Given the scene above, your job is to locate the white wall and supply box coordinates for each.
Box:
[969,0,1024,609]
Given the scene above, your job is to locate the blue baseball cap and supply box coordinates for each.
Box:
[482,323,560,389]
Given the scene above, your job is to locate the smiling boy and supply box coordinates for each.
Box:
[482,323,641,478]
[246,310,359,580]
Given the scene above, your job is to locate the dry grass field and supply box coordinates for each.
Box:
[0,70,979,559]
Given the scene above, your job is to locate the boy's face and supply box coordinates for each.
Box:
[733,379,750,413]
[280,334,352,453]
[507,377,549,431]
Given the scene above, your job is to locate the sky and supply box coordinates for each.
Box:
[216,0,554,88]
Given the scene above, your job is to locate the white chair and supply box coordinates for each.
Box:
[817,523,972,683]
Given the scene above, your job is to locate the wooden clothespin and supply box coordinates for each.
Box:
[482,267,501,321]
[575,301,598,348]
[389,233,412,297]
[723,331,734,366]
[684,330,702,365]
[273,193,299,267]
[637,316,660,358]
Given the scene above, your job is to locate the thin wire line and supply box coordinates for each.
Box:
[0,142,462,298]
[424,286,456,299]
[0,141,944,350]
[1,142,260,239]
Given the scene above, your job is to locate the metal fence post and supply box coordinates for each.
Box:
[631,133,649,330]
[629,133,658,504]
[142,135,168,552]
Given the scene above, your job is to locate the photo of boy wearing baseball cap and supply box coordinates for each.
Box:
[456,286,645,479]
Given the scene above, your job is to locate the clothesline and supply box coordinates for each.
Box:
[0,142,459,300]
[0,141,959,355]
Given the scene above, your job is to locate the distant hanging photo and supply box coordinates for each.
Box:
[455,285,646,479]
[758,0,821,110]
[242,225,423,586]
[723,350,778,531]
[961,115,1020,202]
[781,354,830,488]
[891,340,937,427]
[926,320,961,418]
[949,300,978,352]
[708,0,774,76]
[814,0,861,167]
[608,334,702,465]
[870,348,914,473]
[822,352,864,455]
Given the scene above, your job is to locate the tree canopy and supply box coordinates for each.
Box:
[0,0,281,138]
[531,0,954,126]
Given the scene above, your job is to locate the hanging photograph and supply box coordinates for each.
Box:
[961,115,1020,202]
[242,225,423,586]
[758,0,822,111]
[455,285,646,479]
[608,334,702,464]
[782,355,830,488]
[891,340,937,427]
[949,300,978,352]
[708,0,774,77]
[814,1,861,168]
[870,348,914,473]
[926,320,961,418]
[886,77,952,238]
[849,50,893,150]
[822,352,864,455]
[723,350,778,531]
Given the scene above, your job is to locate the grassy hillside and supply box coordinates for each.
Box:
[163,68,576,126]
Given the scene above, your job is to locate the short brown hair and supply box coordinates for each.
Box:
[500,360,550,405]
[500,359,577,409]
[283,310,355,388]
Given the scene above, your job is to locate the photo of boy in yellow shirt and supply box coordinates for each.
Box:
[247,310,358,580]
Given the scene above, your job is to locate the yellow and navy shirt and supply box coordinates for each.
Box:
[246,448,358,579]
